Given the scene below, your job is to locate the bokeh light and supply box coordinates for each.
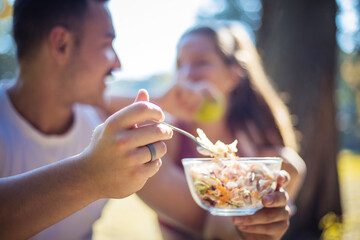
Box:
[336,0,360,53]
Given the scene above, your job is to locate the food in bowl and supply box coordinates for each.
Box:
[195,128,238,158]
[182,129,282,216]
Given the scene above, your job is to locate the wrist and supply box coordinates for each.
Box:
[69,152,101,202]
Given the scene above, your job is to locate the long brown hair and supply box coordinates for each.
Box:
[179,22,298,151]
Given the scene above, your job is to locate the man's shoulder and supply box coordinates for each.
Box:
[74,104,103,127]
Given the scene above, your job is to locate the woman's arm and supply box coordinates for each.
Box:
[137,132,207,237]
[278,147,306,201]
[257,146,306,201]
[102,84,204,121]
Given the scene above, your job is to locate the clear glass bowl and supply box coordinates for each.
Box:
[182,157,282,216]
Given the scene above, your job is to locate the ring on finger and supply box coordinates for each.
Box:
[145,143,156,163]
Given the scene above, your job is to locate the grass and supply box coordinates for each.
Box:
[92,150,360,240]
[92,194,163,240]
[333,150,360,239]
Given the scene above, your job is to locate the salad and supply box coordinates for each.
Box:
[189,161,277,209]
[188,129,278,210]
[196,128,238,158]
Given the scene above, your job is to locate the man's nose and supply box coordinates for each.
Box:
[113,52,121,70]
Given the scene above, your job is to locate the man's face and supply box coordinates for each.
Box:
[63,1,120,107]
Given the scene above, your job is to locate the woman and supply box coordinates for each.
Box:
[138,22,306,239]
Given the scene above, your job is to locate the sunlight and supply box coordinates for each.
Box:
[108,0,207,80]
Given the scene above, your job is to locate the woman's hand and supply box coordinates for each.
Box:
[156,82,203,121]
[232,171,291,240]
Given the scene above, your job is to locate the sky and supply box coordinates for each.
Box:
[1,0,358,80]
[108,0,208,80]
[336,0,360,53]
[108,0,359,80]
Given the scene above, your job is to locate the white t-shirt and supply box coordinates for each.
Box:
[0,85,108,240]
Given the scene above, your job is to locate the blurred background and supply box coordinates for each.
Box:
[1,0,359,239]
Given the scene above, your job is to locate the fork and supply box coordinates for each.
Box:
[151,120,216,157]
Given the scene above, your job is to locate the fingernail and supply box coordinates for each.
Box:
[263,195,273,205]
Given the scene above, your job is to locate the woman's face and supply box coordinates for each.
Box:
[176,33,239,96]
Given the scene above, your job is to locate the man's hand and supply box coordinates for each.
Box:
[80,90,173,199]
[232,171,291,240]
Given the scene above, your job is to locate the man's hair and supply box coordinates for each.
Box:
[12,0,107,60]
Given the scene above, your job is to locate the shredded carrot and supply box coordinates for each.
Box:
[191,161,277,210]
[210,176,223,186]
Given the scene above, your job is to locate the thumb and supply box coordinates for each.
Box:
[134,89,150,103]
[276,170,290,191]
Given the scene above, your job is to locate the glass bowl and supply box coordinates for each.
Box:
[182,157,282,216]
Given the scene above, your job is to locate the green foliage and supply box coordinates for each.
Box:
[0,0,15,81]
[196,0,262,33]
[337,50,360,151]
[0,53,15,80]
[319,212,343,240]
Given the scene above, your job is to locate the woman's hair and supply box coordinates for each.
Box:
[179,22,298,151]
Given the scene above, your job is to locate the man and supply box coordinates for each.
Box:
[0,0,172,239]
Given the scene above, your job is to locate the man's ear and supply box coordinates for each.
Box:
[47,26,73,64]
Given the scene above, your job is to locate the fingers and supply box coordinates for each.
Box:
[134,89,150,102]
[126,141,167,165]
[115,123,173,150]
[140,158,163,178]
[276,170,290,190]
[232,191,289,226]
[233,205,290,227]
[105,101,165,132]
[232,192,291,238]
[262,191,289,208]
[235,218,289,236]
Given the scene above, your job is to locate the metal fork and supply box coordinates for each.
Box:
[151,120,216,157]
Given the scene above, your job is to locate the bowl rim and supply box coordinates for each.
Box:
[181,157,282,164]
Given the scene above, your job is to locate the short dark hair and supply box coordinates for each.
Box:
[12,0,107,60]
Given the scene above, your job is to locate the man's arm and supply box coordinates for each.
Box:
[0,155,97,240]
[0,90,173,239]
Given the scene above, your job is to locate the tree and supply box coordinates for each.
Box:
[0,0,16,81]
[257,0,341,239]
[197,0,342,238]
